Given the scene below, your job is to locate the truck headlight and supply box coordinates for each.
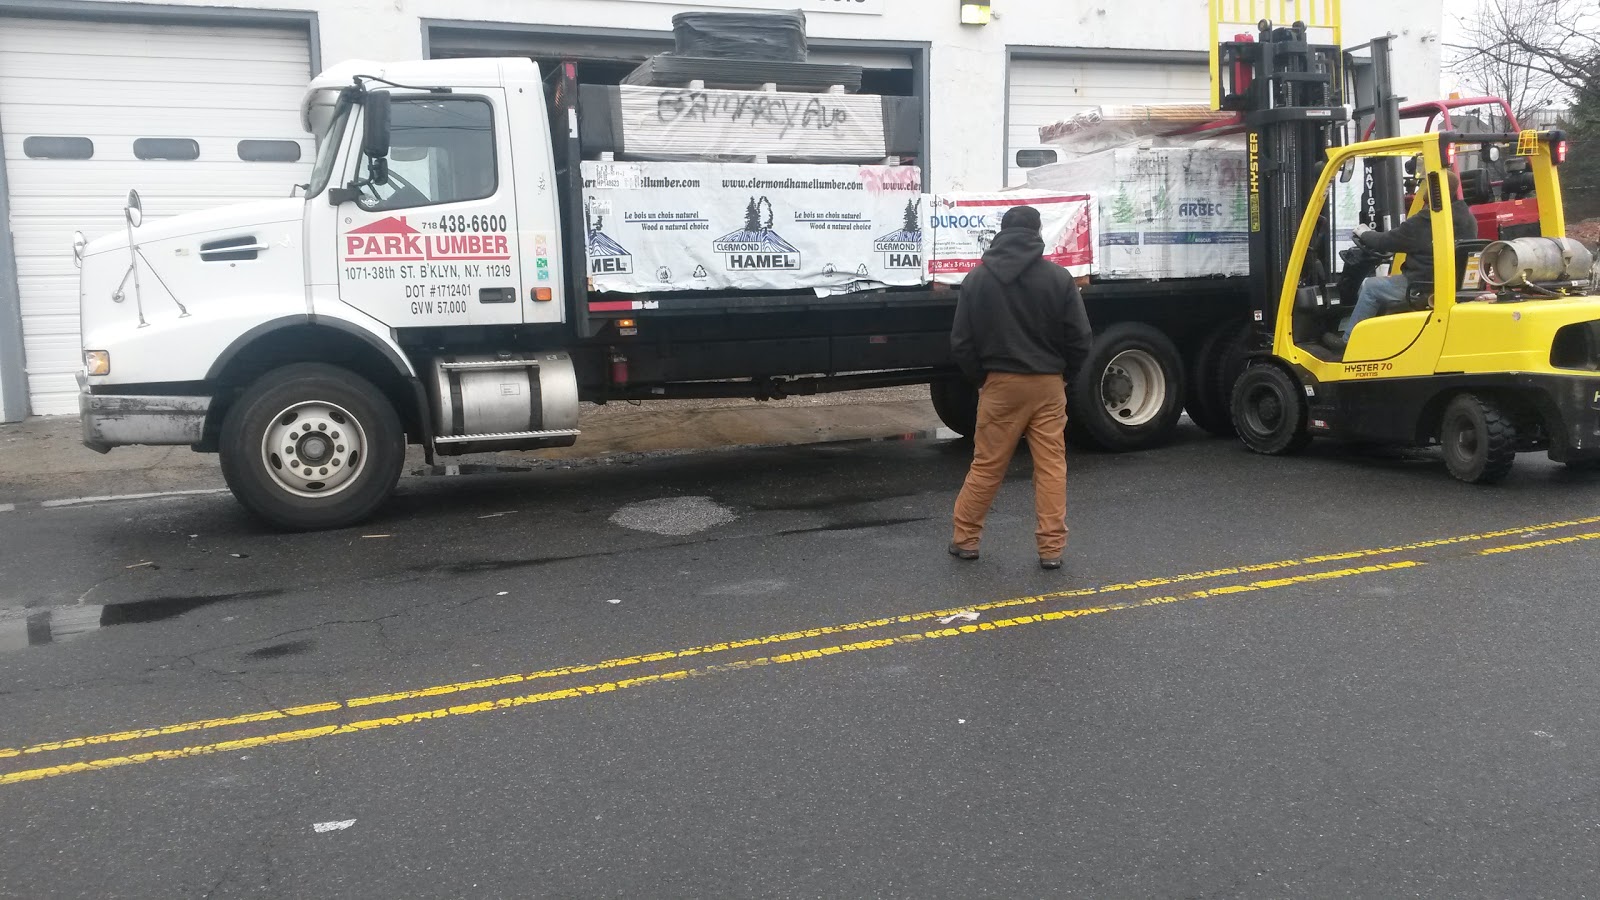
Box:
[85,350,110,376]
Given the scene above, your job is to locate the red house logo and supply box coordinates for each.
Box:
[345,216,424,261]
[343,215,511,262]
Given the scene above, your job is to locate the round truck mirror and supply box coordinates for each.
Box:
[125,189,142,228]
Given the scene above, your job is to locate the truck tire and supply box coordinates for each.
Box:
[1186,322,1251,438]
[1230,362,1312,455]
[930,377,979,437]
[220,363,406,531]
[1440,393,1517,484]
[1068,323,1185,451]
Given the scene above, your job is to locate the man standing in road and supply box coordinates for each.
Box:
[948,205,1094,570]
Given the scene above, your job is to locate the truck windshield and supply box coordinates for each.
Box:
[306,102,350,199]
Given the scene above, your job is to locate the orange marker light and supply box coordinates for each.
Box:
[617,318,636,328]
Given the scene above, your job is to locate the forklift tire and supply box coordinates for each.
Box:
[1230,362,1312,455]
[220,363,406,531]
[1068,323,1185,451]
[1440,393,1517,484]
[930,377,979,437]
[1185,321,1250,438]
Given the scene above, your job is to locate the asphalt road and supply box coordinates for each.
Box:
[4,425,1600,898]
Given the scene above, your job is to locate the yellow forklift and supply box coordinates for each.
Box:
[1212,1,1600,481]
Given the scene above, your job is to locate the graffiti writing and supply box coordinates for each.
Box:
[656,90,852,138]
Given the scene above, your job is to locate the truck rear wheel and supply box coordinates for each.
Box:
[930,377,979,437]
[1068,323,1185,451]
[220,363,406,531]
[1186,322,1250,438]
[1440,393,1517,484]
[1230,362,1311,455]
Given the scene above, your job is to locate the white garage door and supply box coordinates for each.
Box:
[0,17,312,416]
[1006,57,1211,186]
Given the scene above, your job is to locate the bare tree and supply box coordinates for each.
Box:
[1447,0,1600,110]
[1448,0,1564,123]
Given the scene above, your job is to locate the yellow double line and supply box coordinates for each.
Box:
[3,514,1599,787]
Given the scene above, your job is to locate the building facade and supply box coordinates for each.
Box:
[0,0,1443,419]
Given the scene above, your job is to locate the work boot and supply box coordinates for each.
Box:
[1321,332,1347,355]
[947,542,979,561]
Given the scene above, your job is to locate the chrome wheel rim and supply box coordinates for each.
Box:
[259,400,368,498]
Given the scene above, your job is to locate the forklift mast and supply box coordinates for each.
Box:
[1346,35,1406,232]
[1212,1,1346,352]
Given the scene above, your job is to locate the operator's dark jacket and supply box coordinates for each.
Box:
[1360,199,1479,283]
[950,228,1094,383]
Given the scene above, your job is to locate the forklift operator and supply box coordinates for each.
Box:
[1324,168,1477,354]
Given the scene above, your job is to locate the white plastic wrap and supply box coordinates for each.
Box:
[925,191,1097,284]
[581,161,925,293]
[1039,105,1238,157]
[1026,145,1249,280]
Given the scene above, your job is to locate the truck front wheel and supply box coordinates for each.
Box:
[1068,323,1185,451]
[220,363,406,531]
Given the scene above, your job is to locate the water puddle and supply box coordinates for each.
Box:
[0,590,280,652]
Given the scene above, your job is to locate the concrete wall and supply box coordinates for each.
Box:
[47,0,1444,193]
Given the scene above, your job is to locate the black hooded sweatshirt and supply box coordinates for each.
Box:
[950,227,1094,383]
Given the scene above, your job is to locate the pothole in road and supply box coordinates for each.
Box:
[609,496,737,536]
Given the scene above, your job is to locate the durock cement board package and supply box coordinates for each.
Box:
[1027,146,1249,280]
[925,191,1097,285]
[581,161,925,293]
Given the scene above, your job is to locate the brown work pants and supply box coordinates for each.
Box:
[950,372,1069,558]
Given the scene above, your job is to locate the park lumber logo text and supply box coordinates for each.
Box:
[344,216,510,262]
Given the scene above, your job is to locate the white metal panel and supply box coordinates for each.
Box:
[0,17,312,415]
[1006,57,1211,186]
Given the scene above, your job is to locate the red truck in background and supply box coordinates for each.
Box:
[1366,96,1543,239]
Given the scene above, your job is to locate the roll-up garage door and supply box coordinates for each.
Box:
[0,17,312,415]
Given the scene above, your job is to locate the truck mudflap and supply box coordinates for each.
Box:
[77,372,210,453]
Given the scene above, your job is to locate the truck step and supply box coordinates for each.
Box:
[437,359,542,372]
[434,429,581,445]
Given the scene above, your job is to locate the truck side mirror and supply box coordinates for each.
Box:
[362,92,391,183]
[124,189,143,229]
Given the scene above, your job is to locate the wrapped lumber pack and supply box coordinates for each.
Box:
[581,161,926,293]
[624,10,863,93]
[925,191,1097,284]
[1038,104,1239,157]
[1027,146,1249,280]
[1028,104,1249,280]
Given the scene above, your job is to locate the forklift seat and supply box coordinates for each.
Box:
[1405,239,1494,307]
[1459,169,1494,206]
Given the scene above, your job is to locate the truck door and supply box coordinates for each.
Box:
[336,91,524,327]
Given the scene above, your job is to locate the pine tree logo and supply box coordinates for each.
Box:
[714,196,800,271]
[585,197,632,276]
[1112,187,1136,225]
[873,197,924,270]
